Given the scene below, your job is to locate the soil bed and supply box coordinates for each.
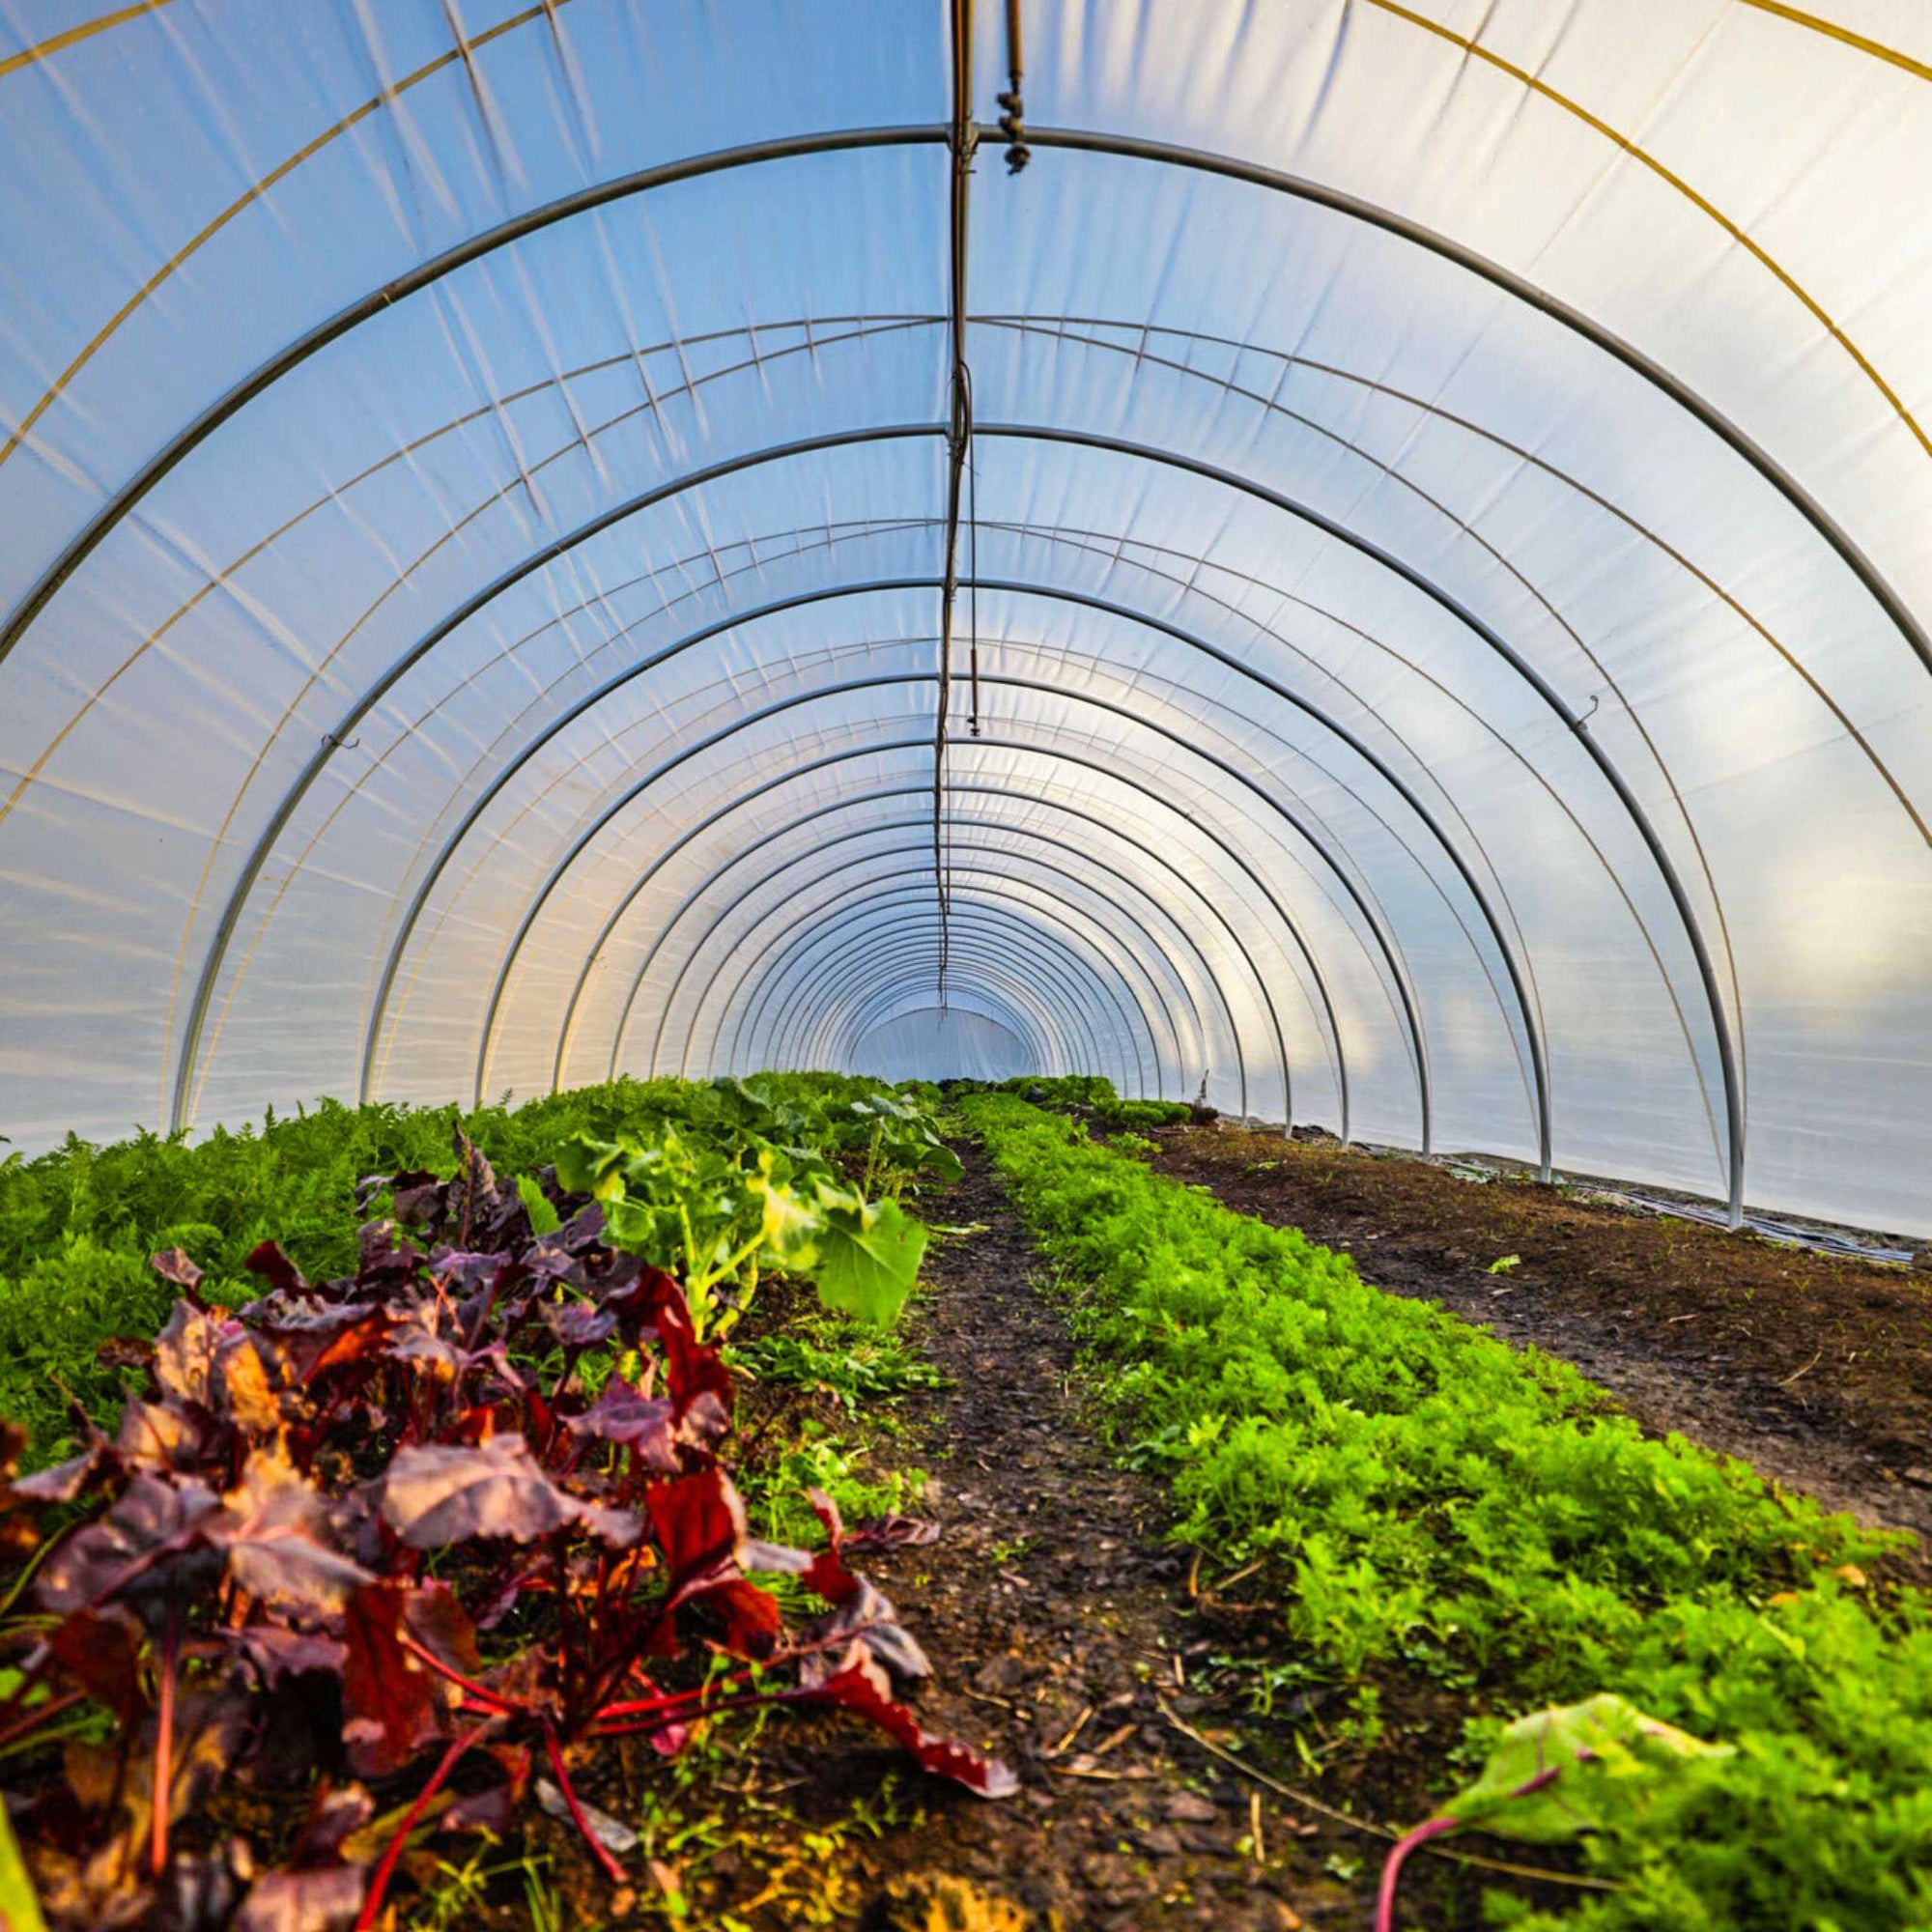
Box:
[1151,1124,1932,1558]
[619,1139,1608,1931]
[618,1142,1382,1930]
[26,1128,1635,1930]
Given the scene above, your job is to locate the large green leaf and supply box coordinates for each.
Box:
[810,1190,926,1327]
[1442,1692,1733,1843]
[514,1174,560,1236]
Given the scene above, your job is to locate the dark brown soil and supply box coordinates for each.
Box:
[629,1144,1371,1931]
[833,1143,1355,1931]
[429,1140,1607,1928]
[1152,1124,1932,1558]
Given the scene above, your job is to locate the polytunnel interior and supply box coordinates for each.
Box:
[2,0,1930,1240]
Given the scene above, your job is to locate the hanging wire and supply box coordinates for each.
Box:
[966,363,982,737]
[934,0,978,1012]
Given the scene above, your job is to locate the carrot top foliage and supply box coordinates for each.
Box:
[965,1092,1932,1931]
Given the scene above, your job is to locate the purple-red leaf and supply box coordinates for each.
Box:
[564,1376,678,1472]
[211,1448,374,1611]
[232,1623,350,1689]
[802,1576,931,1683]
[800,1641,1016,1798]
[115,1394,207,1471]
[377,1436,639,1549]
[247,1302,396,1385]
[232,1864,368,1932]
[646,1463,745,1578]
[538,1300,617,1350]
[843,1512,942,1552]
[290,1783,375,1865]
[152,1247,205,1293]
[245,1240,307,1296]
[48,1606,147,1721]
[14,1445,110,1504]
[340,1581,475,1778]
[154,1298,226,1407]
[37,1471,223,1619]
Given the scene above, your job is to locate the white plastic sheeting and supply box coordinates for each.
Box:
[0,0,1928,1235]
[852,1009,1034,1086]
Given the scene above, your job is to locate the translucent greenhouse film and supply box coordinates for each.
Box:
[2,0,1929,1237]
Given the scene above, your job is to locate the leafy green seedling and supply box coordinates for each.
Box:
[1486,1253,1522,1275]
[1375,1694,1732,1929]
[514,1173,561,1236]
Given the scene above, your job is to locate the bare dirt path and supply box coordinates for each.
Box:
[1152,1124,1932,1563]
[837,1141,1352,1931]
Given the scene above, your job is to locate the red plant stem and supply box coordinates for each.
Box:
[542,1725,628,1884]
[150,1602,179,1879]
[395,1632,517,1715]
[353,1722,493,1932]
[554,1540,576,1718]
[1375,1764,1567,1931]
[1376,1815,1461,1932]
[463,1273,505,1353]
[595,1666,756,1720]
[0,1687,84,1756]
[590,1684,814,1739]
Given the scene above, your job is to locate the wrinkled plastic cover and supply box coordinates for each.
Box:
[0,1,1927,1235]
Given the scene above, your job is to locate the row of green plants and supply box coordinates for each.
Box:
[0,1074,952,1467]
[934,1073,1192,1132]
[963,1091,1932,1930]
[0,1075,998,1930]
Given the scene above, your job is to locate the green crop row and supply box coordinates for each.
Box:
[0,1071,921,1464]
[963,1093,1932,1930]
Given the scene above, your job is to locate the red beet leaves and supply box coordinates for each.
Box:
[0,1128,1009,1930]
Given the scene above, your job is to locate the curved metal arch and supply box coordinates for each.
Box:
[687,834,1214,1104]
[785,922,1142,1089]
[584,744,1338,1125]
[180,432,1747,1206]
[742,900,1129,1091]
[740,902,1136,1094]
[454,668,1424,1141]
[825,980,1053,1076]
[796,917,1180,1084]
[976,423,1741,1212]
[14,117,1920,697]
[0,325,950,839]
[40,294,1916,904]
[973,318,1927,851]
[759,924,1088,1081]
[38,154,1897,1194]
[1013,127,1930,680]
[186,416,1735,1199]
[976,579,1542,1150]
[0,129,951,673]
[703,854,1167,1097]
[761,927,1094,1087]
[236,484,1730,1181]
[172,423,937,1136]
[589,781,1288,1123]
[795,943,1087,1080]
[652,824,1204,1103]
[840,990,1039,1075]
[352,558,1463,1131]
[720,887,1154,1099]
[331,565,1496,1147]
[817,966,1101,1082]
[186,419,1736,1188]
